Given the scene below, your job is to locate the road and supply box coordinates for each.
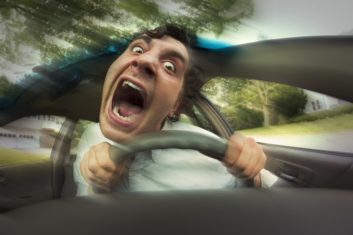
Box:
[251,130,353,153]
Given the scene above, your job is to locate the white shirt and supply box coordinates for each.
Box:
[74,121,276,196]
[128,121,238,192]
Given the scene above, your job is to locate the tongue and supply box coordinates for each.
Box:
[118,101,143,117]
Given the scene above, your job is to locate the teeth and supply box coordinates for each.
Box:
[122,81,143,93]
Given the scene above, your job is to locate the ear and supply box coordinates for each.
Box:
[169,94,184,115]
[167,97,183,122]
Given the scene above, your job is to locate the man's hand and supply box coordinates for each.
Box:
[223,133,267,187]
[80,142,132,192]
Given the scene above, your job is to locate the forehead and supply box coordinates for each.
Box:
[131,35,190,63]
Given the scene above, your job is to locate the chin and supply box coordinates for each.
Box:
[99,114,126,142]
[101,124,129,142]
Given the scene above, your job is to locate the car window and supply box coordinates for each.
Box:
[186,105,218,134]
[0,115,65,207]
[70,119,94,154]
[202,77,353,153]
[0,116,65,167]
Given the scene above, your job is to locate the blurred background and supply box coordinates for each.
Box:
[1,0,353,156]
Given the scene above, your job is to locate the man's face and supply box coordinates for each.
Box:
[99,35,190,142]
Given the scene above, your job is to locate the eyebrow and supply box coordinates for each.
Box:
[132,35,152,44]
[131,35,188,65]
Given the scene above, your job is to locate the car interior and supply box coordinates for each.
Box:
[1,36,353,234]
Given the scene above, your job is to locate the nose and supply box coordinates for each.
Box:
[131,53,157,79]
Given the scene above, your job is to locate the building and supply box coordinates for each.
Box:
[0,115,64,149]
[304,90,350,113]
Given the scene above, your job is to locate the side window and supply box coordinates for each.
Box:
[178,100,219,135]
[188,105,218,134]
[70,119,93,154]
[202,77,353,153]
[0,116,65,167]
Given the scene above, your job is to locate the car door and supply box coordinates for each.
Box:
[199,79,353,189]
[0,115,69,211]
[189,36,353,189]
[0,51,111,208]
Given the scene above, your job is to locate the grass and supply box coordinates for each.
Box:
[0,148,49,167]
[289,104,353,123]
[1,105,352,165]
[239,113,353,137]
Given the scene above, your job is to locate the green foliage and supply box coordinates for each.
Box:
[0,75,11,95]
[179,0,253,35]
[202,77,248,105]
[0,147,48,166]
[118,0,161,21]
[71,119,93,149]
[0,75,20,96]
[0,0,254,64]
[202,77,263,129]
[272,85,307,118]
[289,103,353,123]
[224,105,263,130]
[202,77,308,129]
[240,113,353,137]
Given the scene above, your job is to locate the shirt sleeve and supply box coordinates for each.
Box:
[260,169,279,188]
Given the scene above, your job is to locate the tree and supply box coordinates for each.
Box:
[203,77,263,130]
[0,75,12,95]
[0,0,254,65]
[272,85,307,118]
[231,80,277,126]
[0,75,20,96]
[223,104,263,130]
[203,78,308,129]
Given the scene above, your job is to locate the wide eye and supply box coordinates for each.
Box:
[132,46,144,54]
[163,61,176,72]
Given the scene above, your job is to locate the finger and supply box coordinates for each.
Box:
[244,139,264,178]
[223,133,246,167]
[244,144,267,179]
[84,149,114,187]
[84,157,110,188]
[246,153,262,179]
[231,138,255,178]
[241,141,258,179]
[227,137,261,179]
[80,151,95,181]
[99,147,131,171]
[89,176,112,192]
[251,148,267,178]
[92,144,131,186]
[95,143,117,172]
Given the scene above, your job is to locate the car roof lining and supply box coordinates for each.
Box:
[191,36,353,102]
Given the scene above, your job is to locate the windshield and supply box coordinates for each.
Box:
[1,0,353,208]
[219,0,353,44]
[2,0,353,84]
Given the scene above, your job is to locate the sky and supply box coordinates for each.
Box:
[219,0,353,44]
[2,0,353,82]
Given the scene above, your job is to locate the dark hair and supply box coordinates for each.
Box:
[132,24,196,50]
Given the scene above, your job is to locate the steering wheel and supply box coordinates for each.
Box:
[98,130,253,191]
[110,130,228,162]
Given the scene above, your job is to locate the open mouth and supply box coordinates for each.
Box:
[111,80,146,123]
